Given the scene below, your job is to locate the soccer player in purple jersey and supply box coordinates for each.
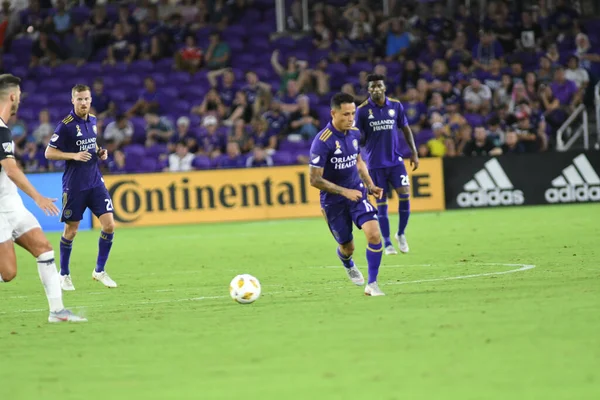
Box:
[45,84,117,291]
[0,74,86,322]
[309,93,386,296]
[354,74,419,255]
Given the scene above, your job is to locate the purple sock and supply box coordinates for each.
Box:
[366,242,383,284]
[376,201,392,246]
[59,237,73,276]
[398,194,410,236]
[337,247,355,269]
[95,231,114,273]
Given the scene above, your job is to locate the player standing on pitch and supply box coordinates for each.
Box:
[0,74,86,322]
[354,74,419,255]
[45,84,117,290]
[309,92,386,296]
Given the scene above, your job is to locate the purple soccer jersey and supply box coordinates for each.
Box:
[48,110,113,222]
[309,122,377,244]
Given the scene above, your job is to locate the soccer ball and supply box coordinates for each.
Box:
[229,274,261,304]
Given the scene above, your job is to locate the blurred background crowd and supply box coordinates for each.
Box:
[0,0,598,174]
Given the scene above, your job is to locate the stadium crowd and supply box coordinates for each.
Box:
[1,0,598,174]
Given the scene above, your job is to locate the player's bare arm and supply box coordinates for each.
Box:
[356,154,383,199]
[401,125,419,171]
[0,158,59,216]
[45,146,92,162]
[309,165,362,201]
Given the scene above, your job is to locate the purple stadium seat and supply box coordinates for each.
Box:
[39,78,64,91]
[21,80,37,94]
[272,151,295,166]
[118,73,143,87]
[91,48,108,62]
[349,61,373,75]
[279,139,309,152]
[167,100,191,116]
[154,58,174,73]
[70,6,91,24]
[130,60,155,73]
[273,37,296,50]
[192,155,211,169]
[414,129,434,147]
[227,38,244,53]
[150,72,167,86]
[327,63,348,76]
[107,89,127,103]
[123,144,146,156]
[23,93,49,108]
[146,143,167,158]
[17,108,36,121]
[53,63,79,77]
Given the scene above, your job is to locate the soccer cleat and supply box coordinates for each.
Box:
[92,270,117,288]
[48,309,87,323]
[60,274,75,291]
[395,233,410,253]
[364,282,385,296]
[384,244,397,255]
[345,266,365,286]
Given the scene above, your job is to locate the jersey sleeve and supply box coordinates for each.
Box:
[48,123,68,151]
[396,103,409,128]
[0,127,15,161]
[309,137,329,168]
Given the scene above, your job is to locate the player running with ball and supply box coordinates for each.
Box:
[309,93,386,296]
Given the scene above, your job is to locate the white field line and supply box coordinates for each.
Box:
[3,263,536,315]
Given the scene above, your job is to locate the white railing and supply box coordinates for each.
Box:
[556,104,589,151]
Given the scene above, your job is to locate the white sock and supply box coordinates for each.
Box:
[37,251,64,312]
[0,273,3,282]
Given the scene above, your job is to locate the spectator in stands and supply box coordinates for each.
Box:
[32,109,52,145]
[524,72,540,103]
[508,82,530,113]
[145,113,174,147]
[169,116,198,154]
[242,71,271,106]
[103,114,133,151]
[215,141,243,168]
[249,118,277,155]
[472,29,504,72]
[380,18,410,62]
[104,23,136,65]
[550,66,580,111]
[332,29,354,62]
[262,98,287,135]
[207,68,237,108]
[107,150,128,174]
[245,146,273,168]
[128,77,160,117]
[299,59,330,97]
[21,140,45,172]
[88,4,113,51]
[229,119,251,153]
[545,43,560,65]
[575,32,600,71]
[137,21,162,61]
[312,21,331,49]
[271,50,303,94]
[537,56,555,85]
[516,10,543,52]
[51,0,71,38]
[66,24,92,66]
[514,108,544,152]
[0,1,20,44]
[192,88,226,119]
[463,126,502,156]
[418,36,444,72]
[224,91,253,126]
[486,116,505,147]
[445,31,471,71]
[288,95,320,140]
[502,130,526,154]
[427,122,450,157]
[30,30,61,68]
[404,87,427,133]
[445,95,467,131]
[91,78,115,118]
[198,115,225,159]
[344,4,374,40]
[565,55,589,92]
[491,12,514,54]
[175,34,203,73]
[8,114,26,155]
[279,80,300,114]
[493,73,513,109]
[549,0,579,39]
[205,32,230,70]
[464,77,492,114]
[166,140,195,172]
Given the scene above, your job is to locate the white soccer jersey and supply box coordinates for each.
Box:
[0,118,24,212]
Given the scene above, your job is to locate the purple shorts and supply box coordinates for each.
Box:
[61,185,113,222]
[369,164,409,203]
[322,197,378,244]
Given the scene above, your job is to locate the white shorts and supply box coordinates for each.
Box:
[0,207,41,243]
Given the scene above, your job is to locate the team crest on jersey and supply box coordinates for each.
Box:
[334,141,342,155]
[64,209,72,218]
[93,125,97,135]
[388,109,396,117]
[352,139,358,150]
[50,134,59,142]
[76,125,82,137]
[368,109,374,119]
[2,142,12,153]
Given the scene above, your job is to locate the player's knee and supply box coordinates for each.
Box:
[340,242,355,256]
[365,228,381,245]
[398,187,410,196]
[102,220,115,233]
[63,225,78,240]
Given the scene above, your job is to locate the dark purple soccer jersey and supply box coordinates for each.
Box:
[48,110,104,192]
[309,123,365,205]
[354,97,409,169]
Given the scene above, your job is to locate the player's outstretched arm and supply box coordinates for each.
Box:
[401,125,419,171]
[309,165,362,201]
[45,146,92,162]
[357,155,383,199]
[0,158,59,216]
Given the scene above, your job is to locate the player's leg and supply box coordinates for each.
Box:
[12,210,86,322]
[321,205,364,286]
[351,199,385,296]
[370,168,395,254]
[58,190,88,290]
[90,186,117,288]
[390,164,411,254]
[0,226,17,282]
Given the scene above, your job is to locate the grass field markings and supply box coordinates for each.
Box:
[5,263,536,315]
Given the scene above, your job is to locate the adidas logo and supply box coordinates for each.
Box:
[545,154,600,203]
[457,158,524,207]
[334,148,342,155]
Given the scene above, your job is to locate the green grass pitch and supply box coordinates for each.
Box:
[1,204,599,399]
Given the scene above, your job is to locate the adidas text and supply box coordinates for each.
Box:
[457,189,524,207]
[545,184,600,203]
